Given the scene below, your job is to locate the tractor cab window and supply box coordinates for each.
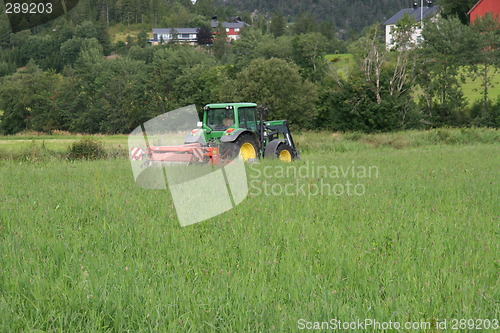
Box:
[206,108,234,131]
[238,107,257,131]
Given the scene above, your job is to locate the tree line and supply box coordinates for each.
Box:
[0,2,499,134]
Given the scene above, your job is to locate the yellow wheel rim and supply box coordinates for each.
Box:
[240,143,256,161]
[279,149,292,162]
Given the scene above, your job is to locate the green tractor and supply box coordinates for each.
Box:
[184,103,299,162]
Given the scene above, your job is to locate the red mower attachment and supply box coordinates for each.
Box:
[133,143,221,166]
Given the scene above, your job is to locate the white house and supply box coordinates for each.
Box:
[384,3,440,50]
[151,28,198,45]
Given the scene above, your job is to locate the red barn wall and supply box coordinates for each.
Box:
[470,0,500,23]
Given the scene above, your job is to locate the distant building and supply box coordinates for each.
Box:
[384,2,440,50]
[150,19,249,46]
[151,28,198,45]
[468,0,500,24]
[211,19,249,41]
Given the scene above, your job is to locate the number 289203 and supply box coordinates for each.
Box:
[5,2,53,14]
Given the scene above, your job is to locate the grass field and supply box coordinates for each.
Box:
[0,129,499,331]
[461,68,500,104]
[109,23,150,44]
[325,54,500,105]
[325,54,354,79]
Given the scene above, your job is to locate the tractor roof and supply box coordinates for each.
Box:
[205,103,257,109]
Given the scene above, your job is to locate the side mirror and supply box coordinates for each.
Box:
[257,105,270,118]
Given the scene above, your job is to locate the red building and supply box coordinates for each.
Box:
[468,0,500,24]
[211,20,249,41]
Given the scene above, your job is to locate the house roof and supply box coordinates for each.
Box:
[210,21,249,29]
[153,28,198,34]
[384,6,440,25]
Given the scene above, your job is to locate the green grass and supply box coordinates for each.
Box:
[109,23,150,44]
[461,67,500,104]
[325,53,354,79]
[0,130,499,331]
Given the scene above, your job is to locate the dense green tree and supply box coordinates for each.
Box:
[9,30,32,49]
[221,58,318,128]
[188,15,211,28]
[136,30,150,48]
[232,27,267,68]
[0,62,63,134]
[292,32,327,81]
[60,38,86,68]
[293,12,318,35]
[439,0,478,25]
[469,13,500,120]
[419,17,473,124]
[197,25,213,45]
[59,42,106,133]
[269,13,286,37]
[21,35,59,70]
[96,22,113,55]
[317,73,410,132]
[75,21,99,39]
[0,61,16,77]
[255,35,293,61]
[95,58,150,133]
[194,0,215,17]
[128,45,155,63]
[151,46,217,108]
[172,64,230,107]
[213,22,230,61]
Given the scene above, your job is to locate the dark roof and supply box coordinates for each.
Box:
[384,6,440,25]
[153,28,198,34]
[210,21,249,29]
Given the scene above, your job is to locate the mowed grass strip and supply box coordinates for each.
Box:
[0,138,498,330]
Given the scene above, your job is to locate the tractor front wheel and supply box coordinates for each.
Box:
[275,143,294,162]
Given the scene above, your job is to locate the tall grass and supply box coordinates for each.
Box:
[0,131,498,331]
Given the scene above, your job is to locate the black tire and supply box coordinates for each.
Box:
[221,133,259,162]
[275,143,294,162]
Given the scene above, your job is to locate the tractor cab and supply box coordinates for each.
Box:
[203,103,258,132]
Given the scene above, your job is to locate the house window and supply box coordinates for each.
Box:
[235,28,240,32]
[181,34,190,38]
[226,28,230,32]
[416,35,423,43]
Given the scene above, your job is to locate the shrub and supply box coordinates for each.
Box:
[68,139,106,160]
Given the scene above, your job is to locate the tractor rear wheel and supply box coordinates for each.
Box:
[275,143,294,162]
[222,133,259,162]
[235,134,259,161]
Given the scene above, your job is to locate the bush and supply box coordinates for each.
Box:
[68,139,106,160]
[469,98,500,128]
